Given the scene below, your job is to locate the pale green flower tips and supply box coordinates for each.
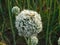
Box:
[12,6,20,15]
[58,37,60,45]
[15,10,42,37]
[31,36,38,45]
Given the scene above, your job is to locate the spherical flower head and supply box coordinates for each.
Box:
[12,6,20,15]
[31,36,38,45]
[15,10,42,37]
[58,37,60,45]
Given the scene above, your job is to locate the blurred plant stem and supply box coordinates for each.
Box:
[7,0,16,45]
[1,21,5,41]
[27,0,30,9]
[39,0,42,14]
[58,4,60,25]
[49,0,52,45]
[0,0,5,41]
[24,37,34,45]
[45,0,50,45]
[24,37,31,45]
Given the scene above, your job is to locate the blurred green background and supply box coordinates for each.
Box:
[0,0,60,45]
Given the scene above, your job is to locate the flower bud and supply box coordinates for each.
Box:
[58,37,60,45]
[31,36,38,45]
[12,6,20,15]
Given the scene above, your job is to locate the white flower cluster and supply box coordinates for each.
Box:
[58,37,60,45]
[31,36,38,45]
[12,6,20,15]
[15,9,42,37]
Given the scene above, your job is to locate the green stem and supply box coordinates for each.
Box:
[24,37,28,45]
[58,4,60,25]
[46,0,50,45]
[7,0,16,45]
[24,37,31,45]
[1,21,5,40]
[49,0,52,45]
[27,0,30,9]
[49,34,52,45]
[54,0,56,14]
[39,0,42,14]
[27,37,31,45]
[0,0,3,13]
[0,0,5,41]
[46,12,50,45]
[32,0,37,11]
[4,35,10,45]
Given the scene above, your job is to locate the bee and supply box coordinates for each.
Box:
[26,13,35,20]
[30,13,35,17]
